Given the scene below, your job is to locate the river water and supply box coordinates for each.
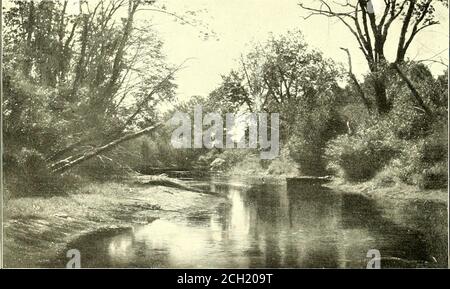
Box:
[66,177,448,268]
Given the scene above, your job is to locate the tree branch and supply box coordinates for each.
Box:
[53,124,161,174]
[340,47,371,112]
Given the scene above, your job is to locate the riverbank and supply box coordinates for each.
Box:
[3,176,226,268]
[326,178,448,205]
[229,164,448,205]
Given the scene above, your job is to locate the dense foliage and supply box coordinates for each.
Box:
[3,0,176,196]
[3,1,448,198]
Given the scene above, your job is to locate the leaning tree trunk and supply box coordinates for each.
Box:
[52,124,161,174]
[391,63,433,118]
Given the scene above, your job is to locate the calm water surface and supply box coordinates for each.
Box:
[66,177,448,268]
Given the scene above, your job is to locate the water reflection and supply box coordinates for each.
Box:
[66,177,448,268]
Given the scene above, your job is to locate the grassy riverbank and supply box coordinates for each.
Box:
[326,178,447,205]
[3,176,226,268]
[227,157,447,205]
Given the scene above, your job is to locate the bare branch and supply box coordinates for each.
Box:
[340,47,371,112]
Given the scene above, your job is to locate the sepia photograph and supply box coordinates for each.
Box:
[0,0,448,272]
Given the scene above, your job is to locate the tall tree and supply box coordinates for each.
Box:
[299,0,447,114]
[217,31,341,111]
[211,31,346,174]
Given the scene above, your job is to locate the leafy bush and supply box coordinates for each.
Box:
[228,153,265,175]
[330,115,448,189]
[267,148,299,176]
[211,150,258,173]
[5,148,72,197]
[287,107,347,176]
[389,102,431,140]
[420,162,448,189]
[420,138,447,164]
[325,118,400,182]
[75,158,133,181]
[385,127,448,189]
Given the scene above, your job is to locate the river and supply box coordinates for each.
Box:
[64,176,448,268]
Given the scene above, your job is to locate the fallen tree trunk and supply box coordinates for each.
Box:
[46,139,84,162]
[50,153,83,171]
[52,124,161,174]
[134,175,222,196]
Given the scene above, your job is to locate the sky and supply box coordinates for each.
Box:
[145,0,449,101]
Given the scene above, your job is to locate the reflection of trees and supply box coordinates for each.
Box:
[339,193,431,266]
[226,181,442,268]
[402,201,448,266]
[286,184,342,267]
